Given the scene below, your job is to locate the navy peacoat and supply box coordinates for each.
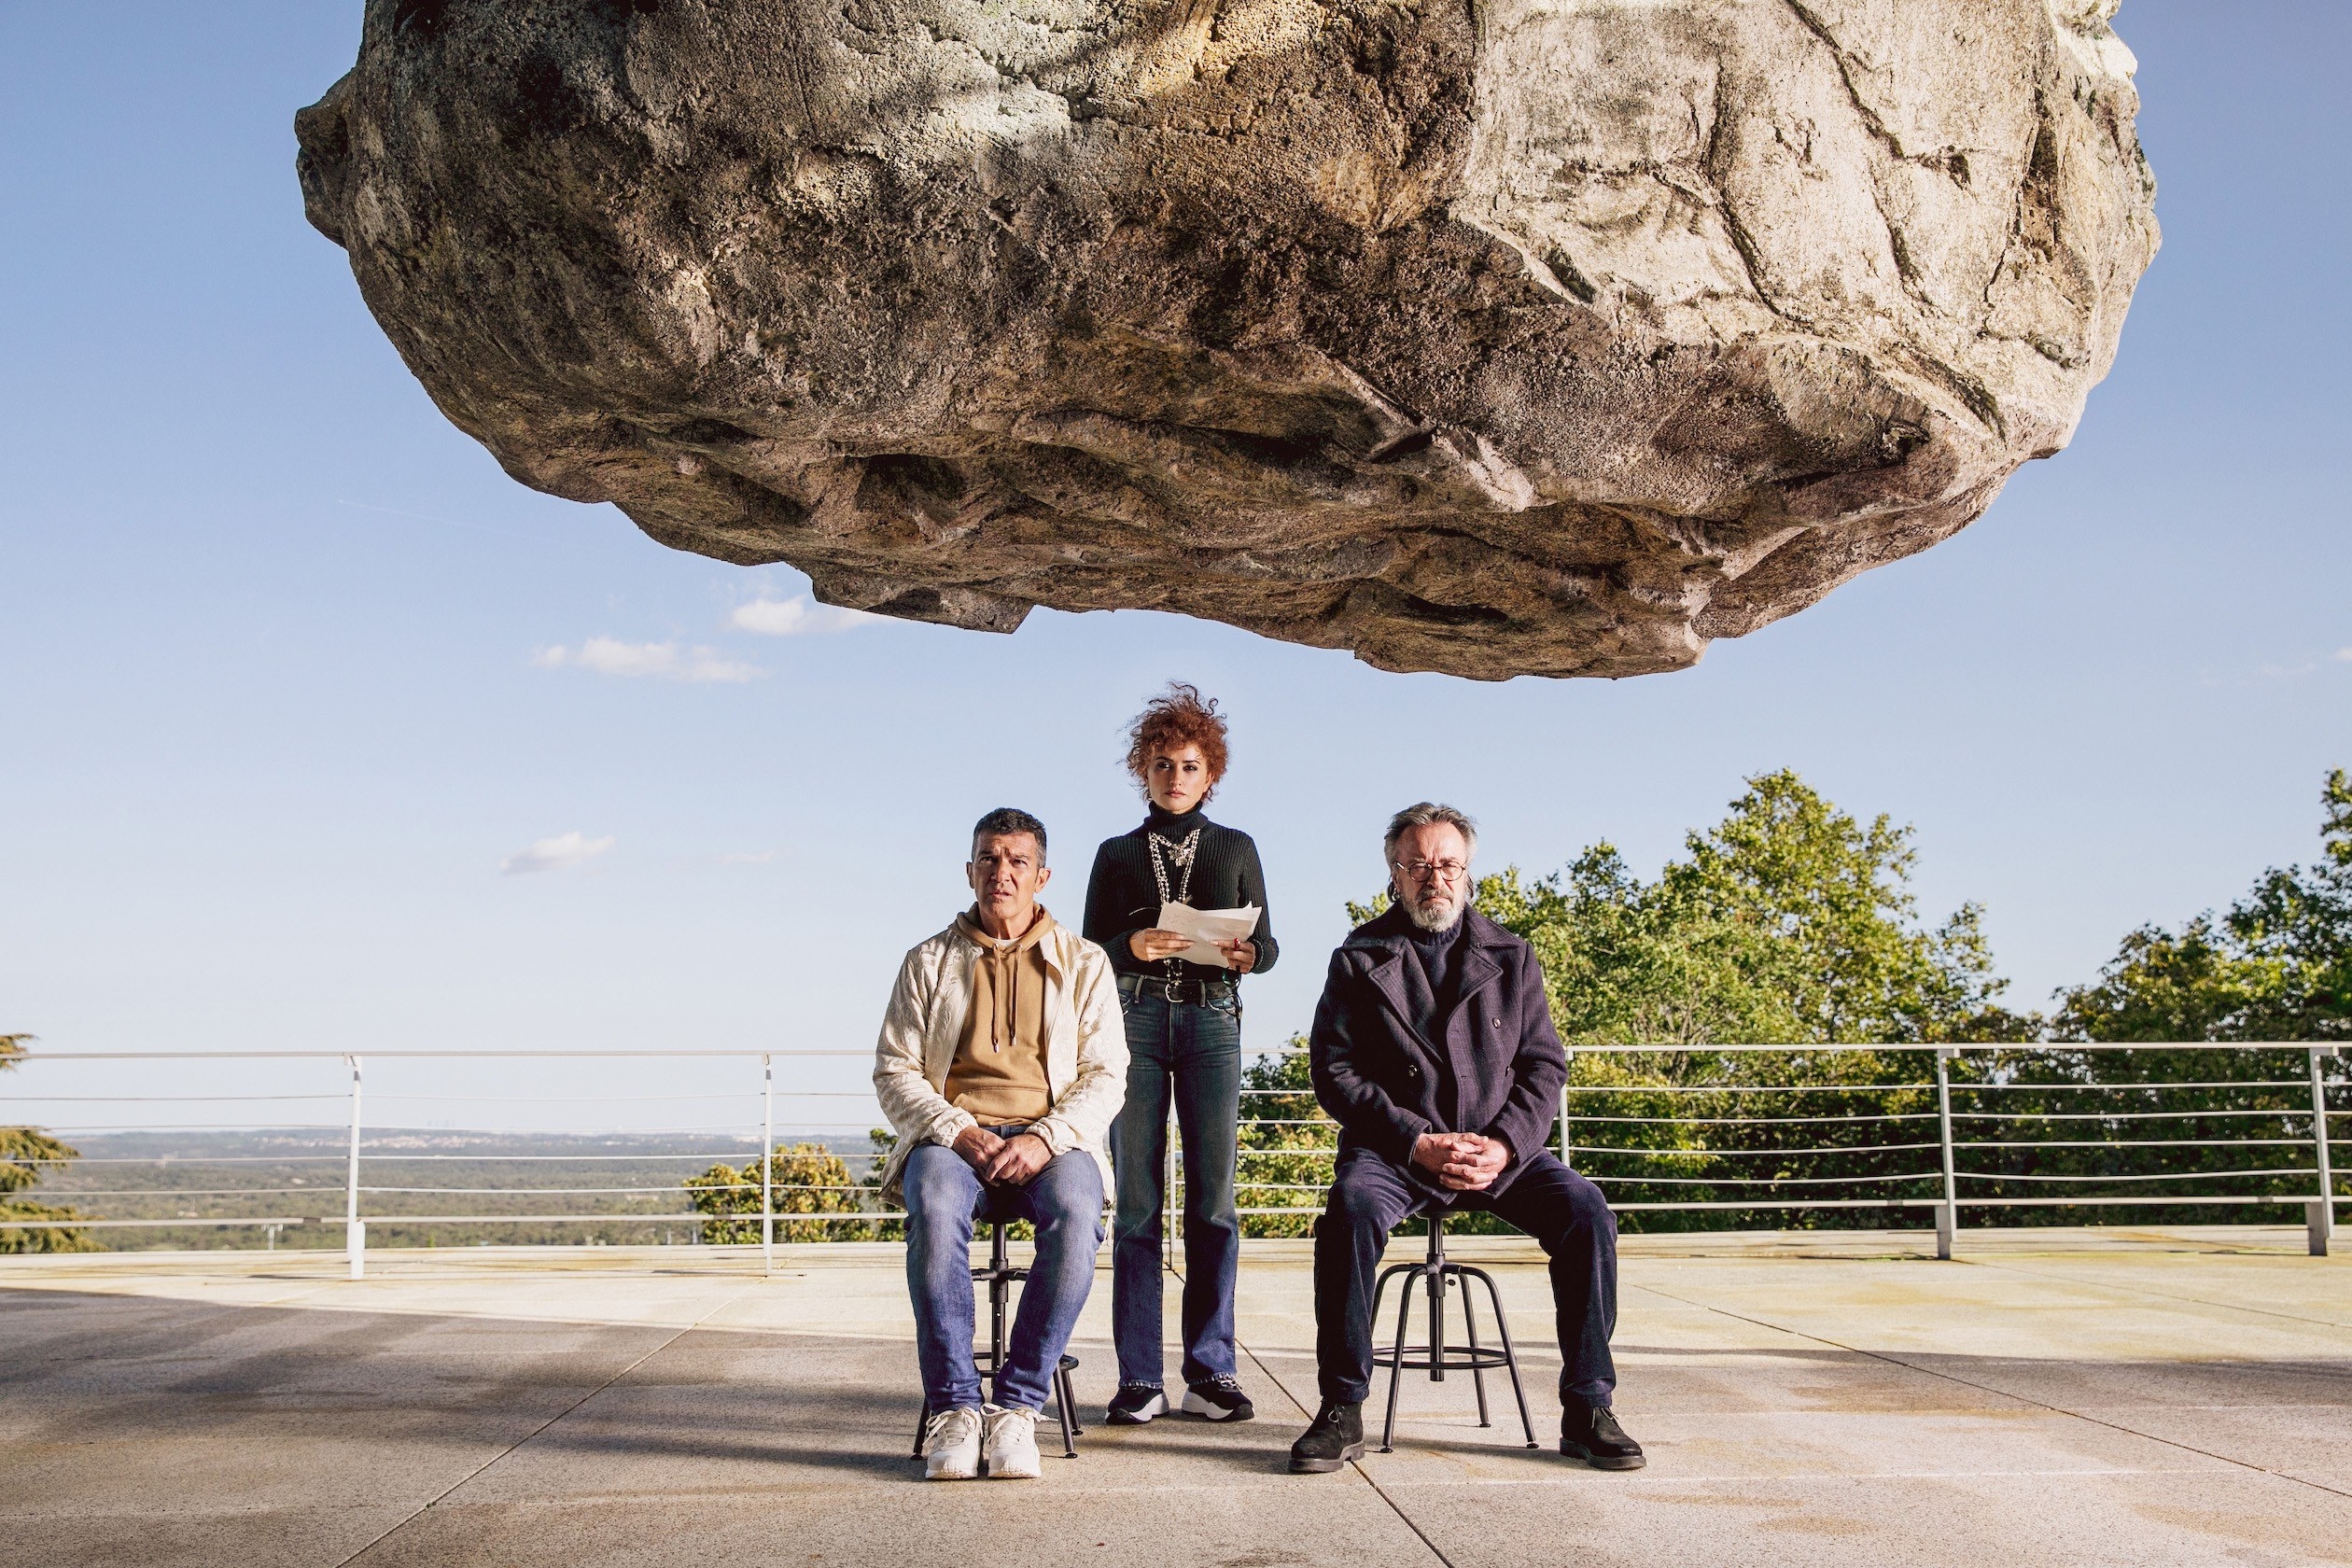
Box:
[1307,903,1570,1202]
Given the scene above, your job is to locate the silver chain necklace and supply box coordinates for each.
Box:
[1147,828,1200,976]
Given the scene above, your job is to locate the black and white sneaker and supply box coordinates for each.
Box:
[1181,1376,1255,1421]
[1107,1383,1169,1424]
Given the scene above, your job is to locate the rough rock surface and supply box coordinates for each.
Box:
[298,0,2157,679]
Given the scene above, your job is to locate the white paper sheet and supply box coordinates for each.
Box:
[1155,901,1261,969]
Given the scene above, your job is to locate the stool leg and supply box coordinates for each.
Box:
[1053,1365,1079,1458]
[1379,1265,1418,1453]
[1367,1260,1412,1326]
[988,1223,1013,1378]
[1426,1263,1447,1384]
[1455,1271,1492,1428]
[913,1397,930,1459]
[1463,1265,1537,1449]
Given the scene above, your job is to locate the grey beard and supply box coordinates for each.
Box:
[1402,896,1463,932]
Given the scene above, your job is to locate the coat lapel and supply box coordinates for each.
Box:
[1450,942,1503,1018]
[1359,943,1444,1065]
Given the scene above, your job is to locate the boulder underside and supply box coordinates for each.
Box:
[299,0,2157,679]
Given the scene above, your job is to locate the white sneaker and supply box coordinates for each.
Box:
[981,1403,1043,1479]
[923,1407,984,1480]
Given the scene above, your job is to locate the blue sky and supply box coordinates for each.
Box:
[2,3,2347,1131]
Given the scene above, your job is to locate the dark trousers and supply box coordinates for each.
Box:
[1313,1145,1617,1408]
[1108,989,1242,1387]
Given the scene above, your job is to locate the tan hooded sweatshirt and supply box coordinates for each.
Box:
[943,905,1058,1125]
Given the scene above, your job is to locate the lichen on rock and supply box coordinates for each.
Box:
[298,0,2158,679]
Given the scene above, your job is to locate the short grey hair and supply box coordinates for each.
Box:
[1383,803,1477,862]
[972,806,1047,863]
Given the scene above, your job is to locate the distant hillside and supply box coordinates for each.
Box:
[30,1128,881,1251]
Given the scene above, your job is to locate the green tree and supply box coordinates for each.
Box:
[1236,1045,1332,1239]
[1511,774,2025,1229]
[2227,768,2352,1042]
[2058,768,2350,1046]
[1241,768,2347,1236]
[1250,771,2031,1233]
[1,1035,97,1253]
[1535,771,2016,1046]
[686,1141,881,1243]
[1986,769,2352,1224]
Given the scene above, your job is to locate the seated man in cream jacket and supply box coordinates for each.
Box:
[875,806,1126,1481]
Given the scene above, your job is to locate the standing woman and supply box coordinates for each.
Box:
[1085,684,1279,1424]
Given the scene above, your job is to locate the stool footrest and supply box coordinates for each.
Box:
[1372,1346,1519,1373]
[1372,1216,1542,1451]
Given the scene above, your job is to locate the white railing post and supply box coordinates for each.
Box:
[1165,1106,1179,1273]
[761,1053,775,1276]
[1559,1075,1573,1168]
[344,1054,365,1280]
[1935,1047,1958,1260]
[2310,1046,2337,1257]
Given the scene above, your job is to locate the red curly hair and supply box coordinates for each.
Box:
[1124,683,1230,798]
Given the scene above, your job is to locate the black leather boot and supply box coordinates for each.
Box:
[1287,1400,1365,1473]
[1561,1403,1645,1469]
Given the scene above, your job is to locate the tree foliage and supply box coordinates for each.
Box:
[1243,774,2013,1233]
[1967,770,2352,1223]
[686,1141,891,1243]
[1236,1047,1329,1239]
[2057,768,2351,1045]
[1483,770,2019,1047]
[1231,768,2350,1236]
[1478,772,2024,1228]
[1,1035,98,1253]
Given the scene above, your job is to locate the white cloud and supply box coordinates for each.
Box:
[500,833,616,875]
[2335,648,2352,663]
[728,595,874,637]
[534,637,762,683]
[718,849,779,865]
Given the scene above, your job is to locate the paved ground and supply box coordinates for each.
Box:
[3,1227,2348,1568]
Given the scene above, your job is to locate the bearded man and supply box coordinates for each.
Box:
[1287,804,1643,1475]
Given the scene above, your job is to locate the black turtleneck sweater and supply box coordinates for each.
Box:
[1084,805,1280,983]
[1397,915,1468,1040]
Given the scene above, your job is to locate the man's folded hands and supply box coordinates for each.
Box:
[953,1124,1052,1186]
[1410,1130,1511,1191]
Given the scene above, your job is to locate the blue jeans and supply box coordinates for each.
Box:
[1109,989,1242,1388]
[903,1137,1105,1412]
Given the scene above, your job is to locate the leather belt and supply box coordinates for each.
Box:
[1119,973,1238,1006]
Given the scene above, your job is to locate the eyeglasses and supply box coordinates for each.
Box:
[1393,859,1469,886]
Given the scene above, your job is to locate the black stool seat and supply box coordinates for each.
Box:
[1368,1211,1538,1451]
[911,1220,1082,1460]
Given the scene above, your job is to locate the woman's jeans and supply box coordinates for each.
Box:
[1109,987,1242,1389]
[903,1136,1105,1413]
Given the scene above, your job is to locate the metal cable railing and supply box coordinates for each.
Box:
[2,1044,2344,1269]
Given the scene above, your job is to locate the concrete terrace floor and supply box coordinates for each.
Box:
[3,1227,2349,1568]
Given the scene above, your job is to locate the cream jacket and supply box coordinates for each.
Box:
[873,915,1127,1202]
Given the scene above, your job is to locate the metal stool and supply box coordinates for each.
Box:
[1369,1211,1538,1451]
[911,1218,1082,1460]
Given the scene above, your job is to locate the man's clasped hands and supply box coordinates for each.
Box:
[1410,1129,1510,1192]
[952,1125,1053,1187]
